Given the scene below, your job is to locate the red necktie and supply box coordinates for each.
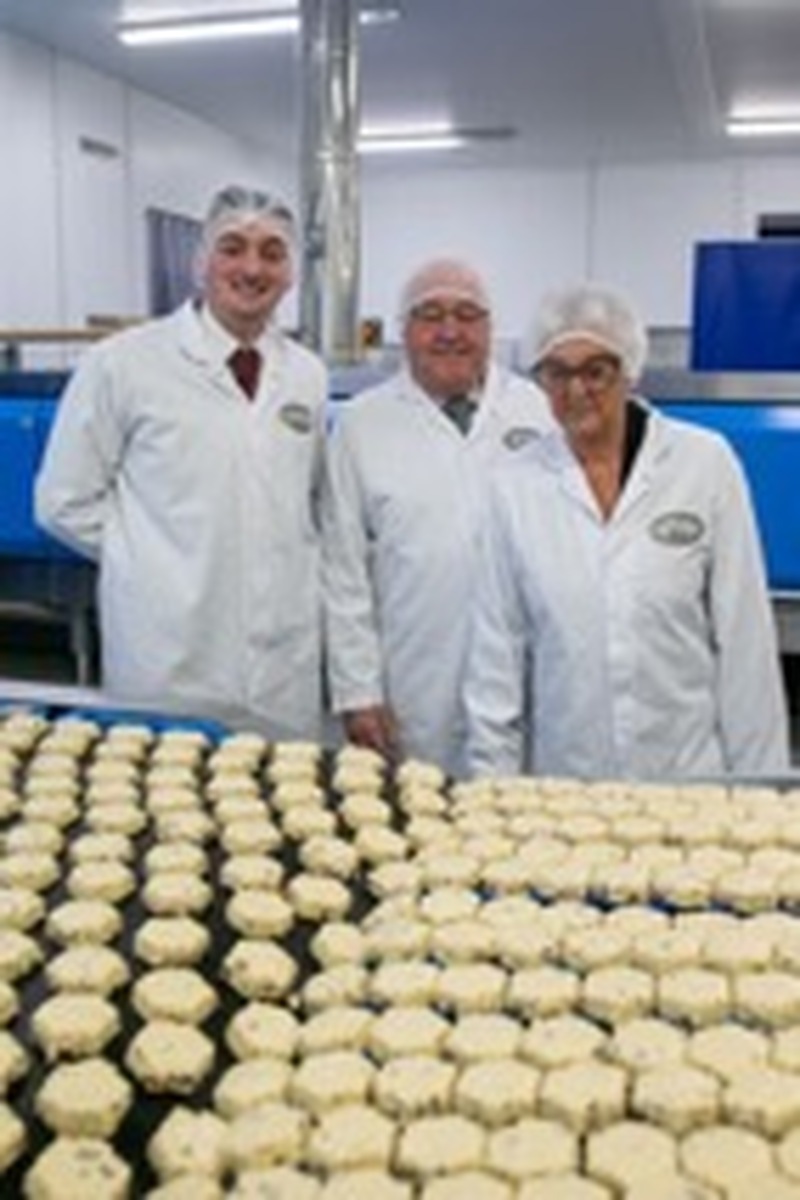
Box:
[228,346,262,400]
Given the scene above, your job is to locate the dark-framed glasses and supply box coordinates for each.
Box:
[410,301,489,326]
[532,353,622,394]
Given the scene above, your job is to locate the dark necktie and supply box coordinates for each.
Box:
[228,346,262,400]
[442,393,475,436]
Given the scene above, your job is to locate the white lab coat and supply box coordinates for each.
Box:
[322,363,553,778]
[35,301,327,739]
[465,400,790,780]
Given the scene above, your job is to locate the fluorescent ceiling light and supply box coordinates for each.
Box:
[359,134,467,154]
[359,122,464,154]
[358,122,515,155]
[730,102,800,120]
[726,100,800,137]
[119,14,297,44]
[727,118,800,137]
[119,5,399,46]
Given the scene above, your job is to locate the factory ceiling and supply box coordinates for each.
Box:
[0,0,799,170]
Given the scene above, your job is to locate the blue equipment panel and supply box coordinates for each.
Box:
[61,704,228,740]
[2,371,800,595]
[692,241,800,371]
[657,400,800,591]
[0,391,76,558]
[0,376,97,684]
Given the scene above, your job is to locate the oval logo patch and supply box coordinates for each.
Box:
[279,403,313,434]
[503,426,541,451]
[650,511,705,546]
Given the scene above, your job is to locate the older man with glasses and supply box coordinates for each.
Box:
[322,257,551,777]
[464,282,789,781]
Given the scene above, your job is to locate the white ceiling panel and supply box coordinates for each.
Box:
[705,0,800,117]
[0,0,799,168]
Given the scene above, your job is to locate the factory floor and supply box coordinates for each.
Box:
[1,612,800,768]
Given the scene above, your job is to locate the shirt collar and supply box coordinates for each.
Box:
[199,304,273,364]
[403,364,487,409]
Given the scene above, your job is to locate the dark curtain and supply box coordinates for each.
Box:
[146,207,202,316]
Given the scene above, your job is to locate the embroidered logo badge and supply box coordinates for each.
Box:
[279,403,313,434]
[650,511,705,546]
[503,426,541,451]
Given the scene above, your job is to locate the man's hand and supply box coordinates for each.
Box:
[343,705,400,763]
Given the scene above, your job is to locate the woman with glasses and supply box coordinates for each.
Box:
[465,283,789,781]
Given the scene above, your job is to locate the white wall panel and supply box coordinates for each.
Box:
[54,57,131,329]
[361,166,590,355]
[738,159,800,239]
[127,91,295,317]
[0,33,59,330]
[591,161,739,332]
[0,29,293,349]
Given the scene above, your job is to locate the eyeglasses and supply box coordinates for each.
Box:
[532,354,622,394]
[410,301,489,326]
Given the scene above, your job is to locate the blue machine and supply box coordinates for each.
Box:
[692,241,800,372]
[0,372,96,683]
[1,365,800,677]
[654,395,800,592]
[0,373,75,557]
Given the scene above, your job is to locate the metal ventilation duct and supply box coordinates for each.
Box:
[298,0,361,363]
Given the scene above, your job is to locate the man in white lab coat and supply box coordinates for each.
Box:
[464,283,790,780]
[35,185,327,739]
[322,258,552,777]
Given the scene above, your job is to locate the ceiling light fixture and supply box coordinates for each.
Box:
[726,101,800,138]
[727,118,800,137]
[118,5,400,47]
[358,135,466,154]
[359,123,465,154]
[358,122,515,155]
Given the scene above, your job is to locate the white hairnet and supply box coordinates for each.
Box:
[200,184,296,255]
[530,283,648,380]
[399,258,491,323]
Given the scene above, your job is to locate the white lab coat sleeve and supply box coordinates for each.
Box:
[34,347,126,562]
[321,415,385,712]
[708,445,790,774]
[464,485,529,777]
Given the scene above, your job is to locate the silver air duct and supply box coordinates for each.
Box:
[299,0,361,363]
